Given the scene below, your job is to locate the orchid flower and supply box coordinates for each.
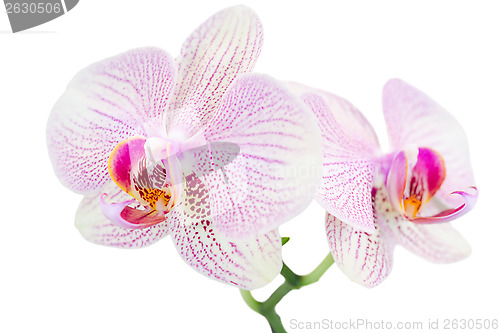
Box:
[46,5,321,290]
[291,79,477,287]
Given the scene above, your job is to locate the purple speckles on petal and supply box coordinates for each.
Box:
[300,89,380,231]
[168,5,263,137]
[201,74,322,239]
[47,48,177,195]
[326,212,393,287]
[170,219,282,290]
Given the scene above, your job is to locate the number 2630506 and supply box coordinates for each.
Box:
[5,2,62,14]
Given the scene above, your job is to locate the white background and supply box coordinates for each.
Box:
[1,1,499,332]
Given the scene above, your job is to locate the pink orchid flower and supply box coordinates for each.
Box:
[47,6,321,290]
[291,79,477,287]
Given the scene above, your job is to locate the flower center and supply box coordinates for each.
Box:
[132,157,176,214]
[403,196,422,218]
[386,146,446,219]
[108,136,183,215]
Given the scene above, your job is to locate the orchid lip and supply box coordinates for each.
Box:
[106,136,183,228]
[100,193,166,229]
[409,186,478,224]
[386,146,448,221]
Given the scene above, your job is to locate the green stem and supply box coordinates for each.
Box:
[240,253,334,333]
[297,252,335,286]
[240,288,288,333]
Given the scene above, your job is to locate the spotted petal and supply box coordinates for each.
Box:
[75,182,169,248]
[168,5,263,136]
[200,74,322,239]
[382,79,477,211]
[168,173,281,289]
[326,213,393,288]
[47,48,177,195]
[170,221,282,290]
[293,84,380,231]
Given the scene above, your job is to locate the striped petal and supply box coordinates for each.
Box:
[168,5,263,137]
[326,213,393,288]
[374,184,471,263]
[288,82,380,151]
[47,48,177,195]
[175,141,240,183]
[382,79,476,210]
[201,74,322,239]
[170,221,282,290]
[75,182,169,248]
[169,171,281,289]
[298,86,380,231]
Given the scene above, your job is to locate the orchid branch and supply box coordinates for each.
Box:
[240,252,334,333]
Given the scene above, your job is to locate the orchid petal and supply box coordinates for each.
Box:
[374,184,471,263]
[298,87,380,231]
[382,79,476,209]
[326,213,393,288]
[175,141,240,182]
[385,221,471,263]
[201,74,322,239]
[168,172,281,289]
[170,220,282,290]
[287,82,380,151]
[47,48,177,195]
[75,182,169,248]
[168,172,211,228]
[169,5,263,136]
